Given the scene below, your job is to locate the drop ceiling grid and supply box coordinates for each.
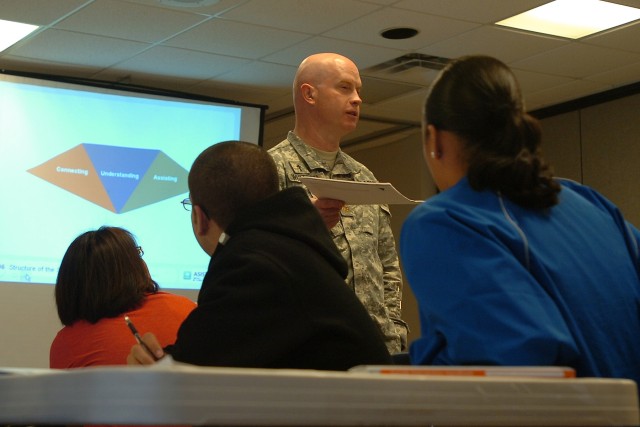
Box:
[1,0,640,145]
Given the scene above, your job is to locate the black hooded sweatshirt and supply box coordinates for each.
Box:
[166,187,392,370]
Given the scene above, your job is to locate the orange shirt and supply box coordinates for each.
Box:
[50,291,196,368]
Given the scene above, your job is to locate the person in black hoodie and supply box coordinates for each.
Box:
[127,141,391,370]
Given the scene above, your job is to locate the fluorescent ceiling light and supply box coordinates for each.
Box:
[0,19,39,52]
[496,0,640,39]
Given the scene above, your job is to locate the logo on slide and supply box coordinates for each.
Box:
[27,143,188,213]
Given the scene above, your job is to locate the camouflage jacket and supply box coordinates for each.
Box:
[268,131,408,353]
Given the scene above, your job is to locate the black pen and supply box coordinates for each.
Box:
[124,316,160,361]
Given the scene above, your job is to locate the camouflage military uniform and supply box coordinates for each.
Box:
[268,131,408,353]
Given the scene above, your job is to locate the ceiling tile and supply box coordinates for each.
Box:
[420,26,569,64]
[582,21,640,53]
[5,28,150,67]
[218,0,380,33]
[0,0,89,25]
[609,0,640,9]
[106,45,251,79]
[122,0,249,16]
[360,0,398,4]
[214,61,297,87]
[325,7,478,50]
[55,0,208,43]
[394,0,549,24]
[364,65,441,87]
[360,76,424,104]
[511,42,640,78]
[511,69,574,94]
[609,0,640,7]
[191,80,288,107]
[584,60,640,87]
[526,79,612,111]
[163,18,310,59]
[263,36,405,69]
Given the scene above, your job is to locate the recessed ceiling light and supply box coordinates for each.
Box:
[496,0,640,39]
[380,27,419,40]
[0,19,39,53]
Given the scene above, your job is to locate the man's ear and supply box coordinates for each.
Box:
[192,205,210,237]
[301,83,316,103]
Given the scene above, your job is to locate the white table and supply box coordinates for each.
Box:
[0,364,637,426]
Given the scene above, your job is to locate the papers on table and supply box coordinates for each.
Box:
[350,365,577,378]
[299,176,422,205]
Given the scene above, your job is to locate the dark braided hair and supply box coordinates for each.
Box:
[424,55,560,209]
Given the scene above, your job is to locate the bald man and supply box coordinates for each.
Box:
[268,53,408,354]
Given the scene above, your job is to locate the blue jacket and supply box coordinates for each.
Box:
[401,177,640,383]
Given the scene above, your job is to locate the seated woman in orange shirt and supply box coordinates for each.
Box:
[50,226,196,368]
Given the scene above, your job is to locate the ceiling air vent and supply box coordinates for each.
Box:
[366,53,451,74]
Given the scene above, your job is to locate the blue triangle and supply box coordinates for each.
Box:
[84,143,159,213]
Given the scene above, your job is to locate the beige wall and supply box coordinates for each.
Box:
[540,93,640,228]
[581,95,640,227]
[538,111,583,182]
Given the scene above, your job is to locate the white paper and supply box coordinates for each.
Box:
[299,176,422,205]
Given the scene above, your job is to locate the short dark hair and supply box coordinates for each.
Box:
[425,55,560,209]
[188,141,279,229]
[55,226,158,326]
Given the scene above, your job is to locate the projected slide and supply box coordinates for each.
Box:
[28,143,188,213]
[0,72,257,290]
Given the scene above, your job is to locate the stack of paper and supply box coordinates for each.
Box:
[349,365,576,378]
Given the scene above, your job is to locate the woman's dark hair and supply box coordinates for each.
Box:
[425,55,560,209]
[188,141,280,229]
[55,226,158,325]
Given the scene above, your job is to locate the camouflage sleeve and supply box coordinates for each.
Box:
[267,146,289,191]
[379,204,409,351]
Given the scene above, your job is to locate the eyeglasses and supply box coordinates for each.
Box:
[136,246,144,257]
[182,197,210,219]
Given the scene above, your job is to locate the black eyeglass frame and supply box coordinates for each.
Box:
[181,197,209,218]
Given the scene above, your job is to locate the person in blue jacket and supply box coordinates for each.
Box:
[400,55,640,384]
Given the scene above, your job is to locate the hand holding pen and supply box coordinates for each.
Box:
[124,316,162,364]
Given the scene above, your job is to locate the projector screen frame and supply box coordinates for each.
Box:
[0,68,267,145]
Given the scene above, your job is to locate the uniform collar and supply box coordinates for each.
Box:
[286,131,359,175]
